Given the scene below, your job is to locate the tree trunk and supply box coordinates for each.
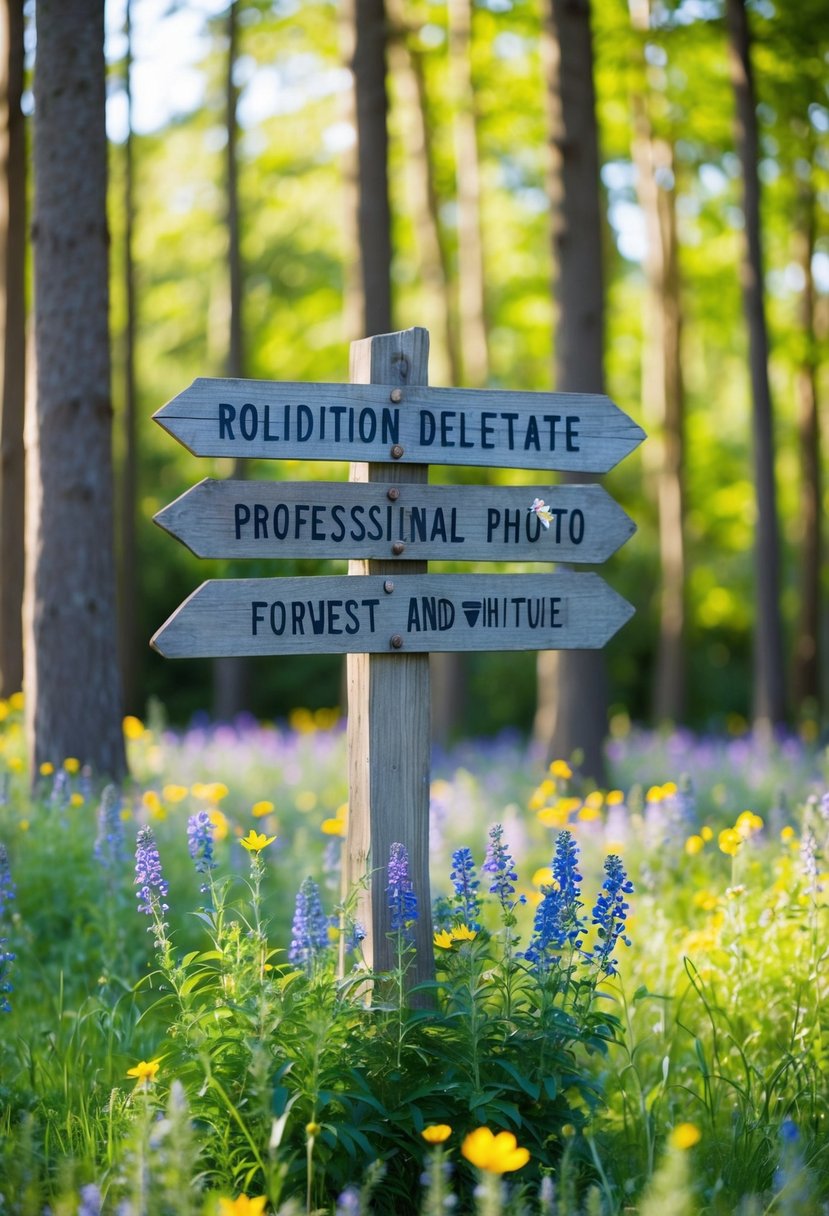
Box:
[118,0,138,714]
[792,175,821,714]
[447,0,488,386]
[726,0,786,729]
[630,44,686,724]
[534,0,607,783]
[213,0,250,721]
[0,0,25,699]
[26,0,126,779]
[342,0,392,337]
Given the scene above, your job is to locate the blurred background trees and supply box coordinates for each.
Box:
[1,0,827,757]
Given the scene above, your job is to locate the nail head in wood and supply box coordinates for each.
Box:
[391,541,405,556]
[391,444,404,460]
[390,388,403,403]
[390,634,403,649]
[387,487,400,501]
[383,580,395,594]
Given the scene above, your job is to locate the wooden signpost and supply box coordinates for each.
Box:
[152,327,644,982]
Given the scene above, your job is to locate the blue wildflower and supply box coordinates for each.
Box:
[288,877,330,970]
[335,1186,361,1216]
[449,846,481,930]
[94,784,125,869]
[388,842,418,939]
[77,1183,103,1216]
[134,825,169,923]
[523,830,585,974]
[186,810,216,890]
[482,824,525,915]
[50,768,70,810]
[588,853,634,976]
[0,843,15,1013]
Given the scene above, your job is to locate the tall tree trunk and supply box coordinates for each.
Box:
[27,0,126,778]
[0,0,25,699]
[213,0,250,721]
[342,0,392,337]
[792,174,821,714]
[118,0,138,714]
[534,0,608,783]
[447,0,488,387]
[726,0,786,729]
[629,24,686,723]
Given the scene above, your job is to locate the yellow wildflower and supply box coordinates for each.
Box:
[39,762,54,776]
[735,810,763,838]
[122,715,145,741]
[661,781,678,797]
[700,825,713,842]
[718,828,742,857]
[531,866,555,887]
[584,790,604,809]
[451,924,477,942]
[577,805,601,822]
[209,809,229,841]
[0,701,7,721]
[240,830,276,853]
[461,1127,530,1174]
[780,826,795,842]
[8,756,24,772]
[207,782,229,802]
[321,817,346,837]
[669,1123,701,1150]
[9,692,23,711]
[434,929,454,949]
[63,757,81,774]
[645,785,664,804]
[422,1124,452,1144]
[289,707,315,733]
[252,800,275,819]
[70,793,85,808]
[305,1121,321,1136]
[162,784,189,803]
[126,1059,161,1087]
[217,1199,267,1216]
[549,759,572,780]
[295,790,317,812]
[606,790,625,806]
[685,835,705,856]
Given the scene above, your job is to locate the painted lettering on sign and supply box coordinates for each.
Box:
[234,501,467,545]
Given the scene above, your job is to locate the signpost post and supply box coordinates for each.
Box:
[151,326,644,986]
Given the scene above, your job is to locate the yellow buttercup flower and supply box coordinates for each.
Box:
[645,785,664,803]
[434,929,454,949]
[669,1123,701,1150]
[606,790,625,806]
[451,924,477,942]
[321,817,347,837]
[217,1198,267,1216]
[9,692,23,711]
[700,825,713,841]
[422,1124,452,1144]
[718,828,742,857]
[685,835,704,856]
[70,793,85,808]
[39,762,54,776]
[549,759,572,780]
[209,809,229,841]
[162,784,189,803]
[240,830,276,853]
[735,810,763,838]
[461,1126,530,1174]
[252,800,275,819]
[780,826,795,842]
[63,757,81,774]
[122,715,145,741]
[126,1059,161,1087]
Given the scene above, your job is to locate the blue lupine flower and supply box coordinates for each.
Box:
[449,847,481,930]
[432,893,454,933]
[523,830,585,974]
[482,824,525,914]
[77,1183,103,1216]
[800,828,822,896]
[134,826,169,922]
[588,853,634,976]
[335,1186,361,1216]
[288,877,330,969]
[94,784,125,869]
[388,842,418,938]
[186,810,216,889]
[50,768,70,810]
[0,843,15,1013]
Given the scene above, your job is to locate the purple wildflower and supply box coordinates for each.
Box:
[335,1186,361,1216]
[50,768,70,810]
[482,824,525,915]
[94,784,125,869]
[134,826,169,921]
[186,810,216,884]
[288,877,330,969]
[77,1184,103,1216]
[801,828,822,897]
[449,847,481,930]
[523,831,585,974]
[387,842,418,939]
[588,854,634,976]
[0,843,15,1013]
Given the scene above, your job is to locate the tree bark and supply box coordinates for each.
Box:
[213,0,250,721]
[26,0,126,779]
[630,59,686,724]
[0,0,25,699]
[535,0,607,783]
[342,0,392,337]
[792,175,821,714]
[118,0,138,714]
[726,0,786,729]
[447,0,489,387]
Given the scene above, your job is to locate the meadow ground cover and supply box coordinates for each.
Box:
[0,697,828,1214]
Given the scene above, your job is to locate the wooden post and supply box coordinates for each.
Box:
[345,327,434,984]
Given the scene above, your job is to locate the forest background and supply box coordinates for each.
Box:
[1,0,828,767]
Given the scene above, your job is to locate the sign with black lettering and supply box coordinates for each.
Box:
[150,572,634,658]
[154,479,636,564]
[154,379,645,473]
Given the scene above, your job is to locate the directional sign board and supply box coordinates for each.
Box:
[154,379,645,473]
[154,479,636,563]
[150,572,634,659]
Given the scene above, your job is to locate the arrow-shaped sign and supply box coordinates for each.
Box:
[154,379,645,474]
[154,480,636,564]
[151,572,634,658]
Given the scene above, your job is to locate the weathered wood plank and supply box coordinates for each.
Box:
[153,377,645,472]
[154,478,636,563]
[149,571,634,658]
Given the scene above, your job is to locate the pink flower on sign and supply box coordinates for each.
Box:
[529,498,554,529]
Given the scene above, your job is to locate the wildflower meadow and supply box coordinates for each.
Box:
[1,698,829,1214]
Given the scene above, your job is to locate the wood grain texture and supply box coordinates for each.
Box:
[150,571,634,658]
[154,377,645,472]
[154,478,635,563]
